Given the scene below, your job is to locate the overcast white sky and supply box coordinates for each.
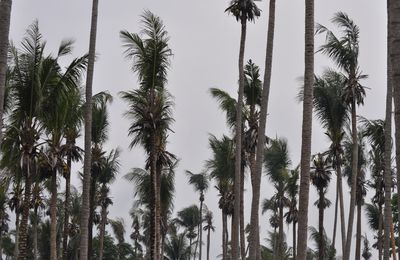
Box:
[9,0,387,259]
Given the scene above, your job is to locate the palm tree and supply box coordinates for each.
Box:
[120,11,173,260]
[362,235,372,260]
[250,0,277,257]
[110,218,126,260]
[80,0,99,258]
[285,167,299,260]
[98,148,121,260]
[296,0,314,259]
[317,13,367,260]
[203,209,215,260]
[0,0,12,144]
[308,226,335,260]
[261,197,279,259]
[225,1,261,257]
[164,230,190,260]
[0,184,10,260]
[311,69,348,255]
[186,170,209,260]
[264,137,291,259]
[175,205,201,260]
[310,153,332,260]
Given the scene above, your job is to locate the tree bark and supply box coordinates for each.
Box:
[278,204,284,259]
[293,222,297,260]
[378,205,383,260]
[336,160,346,257]
[199,197,204,260]
[343,101,359,260]
[207,228,211,260]
[318,189,324,260]
[384,1,394,259]
[296,0,314,259]
[332,179,338,250]
[355,203,361,260]
[13,210,19,259]
[33,206,38,260]
[98,188,107,260]
[390,220,397,260]
[62,155,71,260]
[80,0,98,259]
[232,16,247,260]
[222,212,227,260]
[88,178,95,258]
[240,159,246,260]
[50,168,58,260]
[0,0,12,145]
[250,1,276,260]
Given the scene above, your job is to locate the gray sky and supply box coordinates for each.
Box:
[9,0,387,258]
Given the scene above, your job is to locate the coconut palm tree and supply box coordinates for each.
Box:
[109,218,126,260]
[285,167,299,260]
[0,0,12,144]
[317,13,367,260]
[98,148,120,260]
[186,170,209,260]
[203,209,215,260]
[264,137,291,259]
[225,1,261,257]
[308,226,335,260]
[120,11,173,259]
[164,230,190,260]
[175,205,201,260]
[310,153,332,260]
[296,1,314,259]
[250,0,277,257]
[311,69,348,254]
[261,197,279,259]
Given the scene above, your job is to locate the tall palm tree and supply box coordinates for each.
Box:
[203,209,215,260]
[285,167,299,260]
[225,1,260,257]
[317,13,367,260]
[311,69,348,255]
[186,170,209,260]
[120,11,173,260]
[80,0,99,258]
[0,0,12,144]
[98,148,121,260]
[296,0,314,259]
[250,0,277,258]
[310,153,332,260]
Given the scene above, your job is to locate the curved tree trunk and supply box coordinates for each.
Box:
[296,0,314,259]
[318,189,324,260]
[250,1,276,260]
[0,0,12,145]
[17,157,32,260]
[62,155,72,260]
[80,0,98,259]
[50,168,58,260]
[336,160,346,257]
[384,1,394,259]
[343,101,359,260]
[355,203,361,260]
[232,16,247,260]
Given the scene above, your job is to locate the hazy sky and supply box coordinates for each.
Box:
[9,0,387,258]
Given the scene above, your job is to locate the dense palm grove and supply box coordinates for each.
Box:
[0,0,399,260]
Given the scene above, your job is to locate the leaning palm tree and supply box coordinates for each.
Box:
[310,153,332,260]
[203,209,215,260]
[225,1,261,257]
[0,0,12,144]
[296,0,314,259]
[80,0,99,258]
[317,13,367,260]
[186,170,209,260]
[120,11,173,260]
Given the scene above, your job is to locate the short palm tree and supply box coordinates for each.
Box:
[186,170,209,260]
[175,205,201,260]
[225,0,261,257]
[317,13,367,259]
[203,209,215,260]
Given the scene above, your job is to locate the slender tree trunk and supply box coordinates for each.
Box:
[390,220,397,260]
[199,198,204,260]
[17,157,32,260]
[391,0,400,259]
[0,232,2,260]
[250,1,276,260]
[296,0,314,259]
[98,194,107,260]
[273,225,277,260]
[222,212,227,260]
[332,179,338,249]
[88,179,95,258]
[80,0,99,259]
[384,1,394,259]
[13,210,19,259]
[207,228,211,260]
[355,203,361,260]
[156,162,162,260]
[232,16,247,260]
[336,161,346,257]
[33,206,38,260]
[240,159,246,260]
[278,204,284,259]
[0,0,12,145]
[62,155,71,260]
[318,189,324,260]
[293,222,297,260]
[344,101,359,260]
[50,168,58,260]
[378,205,383,260]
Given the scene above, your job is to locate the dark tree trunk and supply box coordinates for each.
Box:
[80,0,99,259]
[13,210,19,259]
[293,221,297,260]
[250,1,276,259]
[33,206,38,260]
[88,178,95,258]
[336,160,346,257]
[278,204,284,259]
[222,212,227,260]
[332,180,338,249]
[355,203,361,260]
[98,188,107,260]
[62,155,71,260]
[50,168,58,260]
[207,228,211,260]
[240,156,246,260]
[378,205,383,260]
[296,0,314,259]
[318,189,324,260]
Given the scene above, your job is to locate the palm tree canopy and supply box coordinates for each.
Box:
[186,170,209,194]
[225,0,261,23]
[310,153,332,191]
[264,137,291,183]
